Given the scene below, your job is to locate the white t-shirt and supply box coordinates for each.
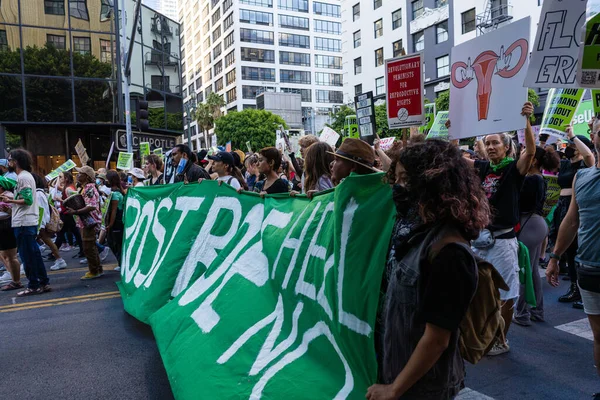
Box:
[12,170,39,228]
[36,189,50,229]
[217,175,241,190]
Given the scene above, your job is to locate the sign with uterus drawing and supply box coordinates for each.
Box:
[449,17,531,140]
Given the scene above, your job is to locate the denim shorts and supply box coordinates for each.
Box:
[579,285,600,316]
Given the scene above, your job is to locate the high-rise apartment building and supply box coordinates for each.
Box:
[144,0,179,22]
[179,0,344,148]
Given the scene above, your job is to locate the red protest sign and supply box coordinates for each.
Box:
[385,53,424,129]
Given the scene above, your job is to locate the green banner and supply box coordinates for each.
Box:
[541,88,585,140]
[426,111,449,140]
[117,152,133,170]
[578,12,600,87]
[45,159,76,181]
[118,174,394,399]
[419,103,436,134]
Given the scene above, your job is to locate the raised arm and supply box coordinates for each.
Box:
[517,102,536,176]
[567,126,595,167]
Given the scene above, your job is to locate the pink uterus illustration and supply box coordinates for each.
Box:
[451,39,528,121]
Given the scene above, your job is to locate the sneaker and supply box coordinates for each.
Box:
[114,266,121,272]
[39,244,49,254]
[20,264,25,275]
[60,244,72,252]
[512,316,532,327]
[80,272,103,280]
[50,259,67,271]
[487,340,510,356]
[0,271,12,283]
[99,247,110,262]
[79,258,88,265]
[0,264,6,272]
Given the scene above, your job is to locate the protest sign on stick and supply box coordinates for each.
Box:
[117,152,134,170]
[139,142,150,163]
[378,137,395,151]
[385,53,424,129]
[426,111,449,140]
[540,88,585,140]
[525,0,587,89]
[449,17,530,139]
[578,12,600,87]
[320,126,340,148]
[75,139,89,166]
[45,159,76,181]
[419,103,436,134]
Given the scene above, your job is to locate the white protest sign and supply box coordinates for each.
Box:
[517,125,541,144]
[449,17,530,139]
[320,126,340,148]
[75,139,90,166]
[524,0,587,89]
[378,137,395,151]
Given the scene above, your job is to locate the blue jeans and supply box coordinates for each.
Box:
[14,226,49,289]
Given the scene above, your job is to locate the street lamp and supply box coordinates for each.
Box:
[184,98,197,149]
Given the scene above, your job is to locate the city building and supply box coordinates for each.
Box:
[0,0,183,174]
[144,0,179,22]
[179,0,344,148]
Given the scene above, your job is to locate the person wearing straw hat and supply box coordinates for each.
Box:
[329,138,378,186]
[0,175,23,291]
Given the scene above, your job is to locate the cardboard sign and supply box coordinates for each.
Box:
[117,152,134,170]
[320,126,341,148]
[354,92,376,145]
[525,0,587,89]
[378,137,396,151]
[45,159,77,181]
[419,103,436,134]
[385,53,424,129]
[426,112,449,140]
[540,88,585,139]
[449,17,530,139]
[75,139,89,166]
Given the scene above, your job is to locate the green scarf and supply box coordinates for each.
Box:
[489,157,514,173]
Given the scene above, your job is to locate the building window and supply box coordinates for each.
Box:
[223,0,233,12]
[353,3,360,21]
[354,57,362,75]
[226,69,236,86]
[240,9,273,26]
[205,87,213,97]
[225,50,235,67]
[279,51,310,66]
[212,8,221,25]
[393,39,403,57]
[315,72,343,86]
[413,31,424,52]
[204,54,211,68]
[213,26,222,42]
[224,31,235,49]
[392,8,402,30]
[314,37,341,52]
[69,0,89,20]
[73,36,91,55]
[203,22,210,35]
[436,0,448,7]
[197,92,204,103]
[314,55,342,69]
[279,14,309,30]
[436,21,448,43]
[353,30,361,48]
[280,69,311,84]
[375,77,384,96]
[214,59,223,76]
[313,2,340,18]
[241,28,274,45]
[242,66,276,81]
[374,0,382,10]
[355,84,362,96]
[375,48,384,67]
[462,8,476,34]
[0,30,8,52]
[226,88,237,103]
[280,33,310,48]
[203,37,211,51]
[151,75,170,92]
[278,0,309,12]
[45,0,65,15]
[374,19,383,38]
[243,85,264,99]
[314,20,341,35]
[47,34,66,50]
[189,83,195,93]
[316,89,343,103]
[100,39,112,63]
[223,13,234,31]
[213,43,222,58]
[436,55,450,77]
[412,0,423,20]
[241,47,275,63]
[196,77,203,88]
[281,87,311,102]
[240,0,272,6]
[215,78,224,92]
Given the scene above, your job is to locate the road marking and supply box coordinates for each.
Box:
[555,318,593,341]
[0,291,121,312]
[46,263,118,276]
[457,388,495,399]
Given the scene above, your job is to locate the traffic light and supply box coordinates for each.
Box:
[136,100,149,131]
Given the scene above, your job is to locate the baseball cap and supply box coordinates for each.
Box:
[128,167,146,180]
[208,151,234,167]
[75,166,96,182]
[0,159,8,168]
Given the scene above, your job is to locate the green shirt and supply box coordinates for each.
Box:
[111,191,125,210]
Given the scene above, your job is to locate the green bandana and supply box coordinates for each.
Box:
[489,157,514,173]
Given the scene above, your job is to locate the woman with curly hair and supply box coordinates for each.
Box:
[367,139,490,400]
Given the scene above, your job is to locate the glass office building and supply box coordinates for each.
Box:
[0,0,183,174]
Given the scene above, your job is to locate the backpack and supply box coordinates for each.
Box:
[429,233,509,364]
[45,204,63,234]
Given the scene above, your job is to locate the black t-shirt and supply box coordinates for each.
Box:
[519,174,546,216]
[419,243,478,332]
[255,178,290,194]
[475,160,524,230]
[557,159,586,189]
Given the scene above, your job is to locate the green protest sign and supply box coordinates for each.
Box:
[117,152,133,170]
[426,111,449,140]
[578,12,600,87]
[139,142,150,161]
[45,159,76,181]
[118,174,395,399]
[419,103,436,134]
[153,147,163,157]
[593,90,600,116]
[571,99,594,136]
[540,88,585,140]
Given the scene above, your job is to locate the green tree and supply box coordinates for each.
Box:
[374,103,403,138]
[435,90,450,112]
[325,105,356,134]
[195,93,225,141]
[214,109,287,151]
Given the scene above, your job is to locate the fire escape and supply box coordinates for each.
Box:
[476,0,513,35]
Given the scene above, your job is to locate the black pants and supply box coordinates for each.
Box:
[55,214,83,250]
[551,195,578,282]
[107,229,123,267]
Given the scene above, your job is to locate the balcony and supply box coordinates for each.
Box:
[145,51,179,67]
[151,15,173,37]
[477,4,513,30]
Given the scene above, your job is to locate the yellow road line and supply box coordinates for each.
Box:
[0,290,121,310]
[0,293,121,313]
[45,263,118,276]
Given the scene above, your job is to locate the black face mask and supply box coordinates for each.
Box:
[564,147,576,160]
[392,184,412,215]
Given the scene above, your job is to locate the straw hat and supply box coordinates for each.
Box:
[75,166,96,182]
[327,138,377,171]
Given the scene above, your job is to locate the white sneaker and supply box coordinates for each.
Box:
[60,244,72,252]
[20,264,25,275]
[487,339,510,356]
[99,247,110,262]
[0,271,12,283]
[114,266,121,272]
[39,244,48,254]
[50,259,67,271]
[79,258,88,264]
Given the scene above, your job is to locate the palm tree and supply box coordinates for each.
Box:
[195,93,225,147]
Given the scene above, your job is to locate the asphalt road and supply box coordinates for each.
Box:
[0,247,597,400]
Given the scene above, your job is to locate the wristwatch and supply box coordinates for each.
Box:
[549,252,561,260]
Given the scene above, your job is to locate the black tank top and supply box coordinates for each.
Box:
[557,159,586,189]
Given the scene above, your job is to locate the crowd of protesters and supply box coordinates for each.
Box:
[0,100,599,399]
